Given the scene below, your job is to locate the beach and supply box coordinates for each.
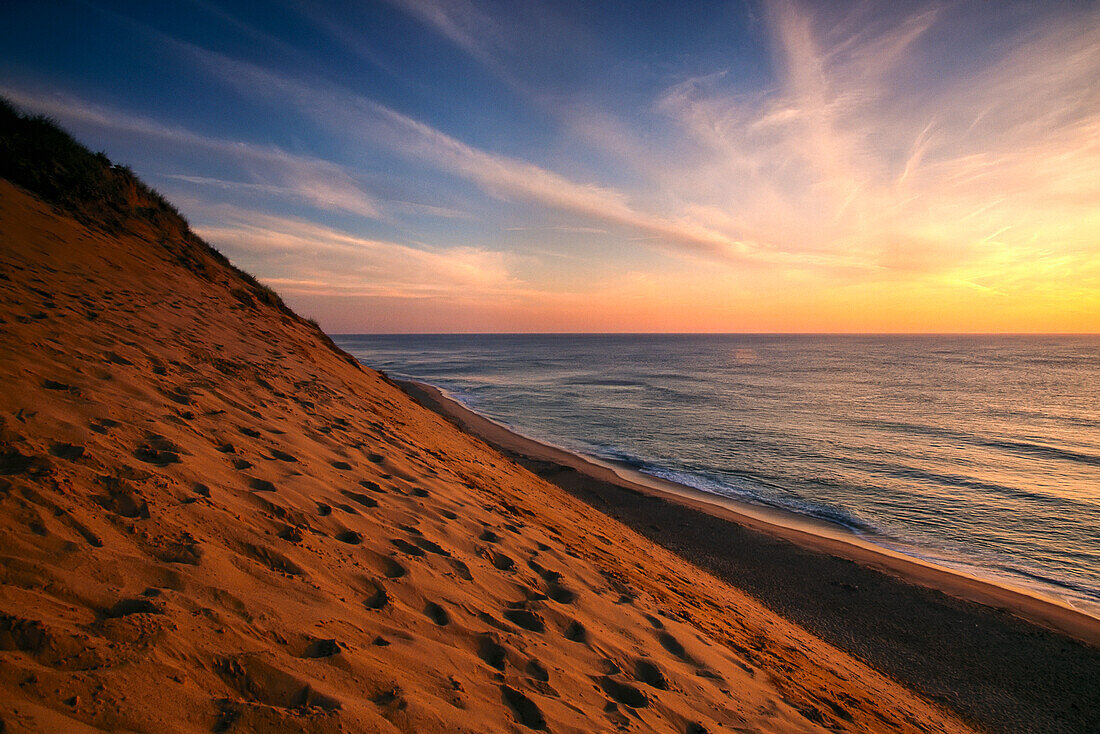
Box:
[3,6,1098,728]
[0,163,987,731]
[1,105,1095,732]
[399,379,1100,734]
[342,332,1100,620]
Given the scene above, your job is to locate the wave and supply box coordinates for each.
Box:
[980,438,1100,467]
[637,464,880,535]
[853,418,1100,467]
[994,565,1100,603]
[337,333,1100,613]
[564,377,648,388]
[878,465,1099,512]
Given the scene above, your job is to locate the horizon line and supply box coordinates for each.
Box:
[328,331,1100,337]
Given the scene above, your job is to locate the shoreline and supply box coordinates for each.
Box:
[398,379,1098,645]
[398,377,1100,733]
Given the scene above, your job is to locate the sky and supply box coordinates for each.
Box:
[1,0,1098,333]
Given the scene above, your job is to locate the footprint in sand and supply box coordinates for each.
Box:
[380,557,407,578]
[0,448,50,477]
[42,379,78,394]
[133,435,182,466]
[248,478,276,492]
[358,479,385,493]
[546,582,576,604]
[598,676,648,709]
[278,525,304,543]
[402,534,448,556]
[371,686,405,709]
[48,442,84,461]
[340,490,378,509]
[478,635,507,670]
[268,448,297,462]
[302,638,342,658]
[243,543,304,576]
[215,655,340,712]
[331,460,352,470]
[529,561,566,583]
[602,573,637,604]
[335,530,363,545]
[391,538,426,557]
[503,608,545,633]
[486,550,515,571]
[424,601,450,626]
[363,581,389,610]
[657,631,697,665]
[563,620,587,643]
[525,659,549,682]
[89,417,118,434]
[94,476,150,519]
[500,685,546,730]
[634,659,669,690]
[102,598,162,618]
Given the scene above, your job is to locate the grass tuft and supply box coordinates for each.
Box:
[0,95,362,370]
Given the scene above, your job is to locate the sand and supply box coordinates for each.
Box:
[0,174,990,733]
[399,382,1100,733]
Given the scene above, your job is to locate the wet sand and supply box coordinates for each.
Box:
[400,379,1100,734]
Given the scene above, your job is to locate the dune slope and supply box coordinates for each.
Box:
[0,123,972,732]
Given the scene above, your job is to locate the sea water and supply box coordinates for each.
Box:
[334,334,1100,614]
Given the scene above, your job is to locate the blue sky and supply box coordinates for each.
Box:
[2,1,1098,332]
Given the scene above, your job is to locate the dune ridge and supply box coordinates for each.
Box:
[0,111,974,732]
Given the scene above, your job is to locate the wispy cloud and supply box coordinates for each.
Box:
[650,0,1100,294]
[191,206,524,300]
[383,0,503,71]
[193,46,850,266]
[1,86,385,220]
[5,0,1095,331]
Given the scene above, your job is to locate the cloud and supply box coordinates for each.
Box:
[0,86,383,220]
[382,0,503,70]
[7,0,1096,331]
[650,0,1100,293]
[190,206,524,300]
[193,47,839,266]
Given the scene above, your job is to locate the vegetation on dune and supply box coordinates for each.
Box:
[0,95,355,365]
[0,96,189,238]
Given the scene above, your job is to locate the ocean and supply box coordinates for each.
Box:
[334,334,1100,615]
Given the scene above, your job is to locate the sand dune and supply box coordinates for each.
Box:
[0,167,978,732]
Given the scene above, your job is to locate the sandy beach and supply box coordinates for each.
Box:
[0,104,1095,733]
[0,162,987,731]
[399,380,1100,733]
[2,0,1098,723]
